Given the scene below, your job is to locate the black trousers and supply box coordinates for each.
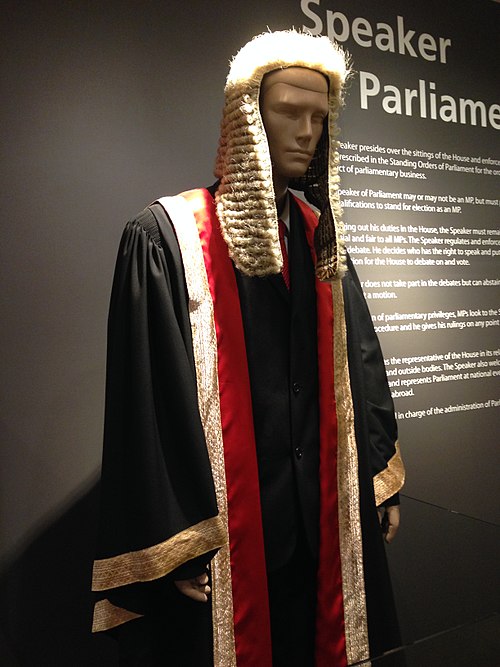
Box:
[267,536,318,667]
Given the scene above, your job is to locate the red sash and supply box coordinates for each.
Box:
[182,189,346,666]
[294,196,346,666]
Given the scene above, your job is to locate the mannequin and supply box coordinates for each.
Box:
[92,30,404,667]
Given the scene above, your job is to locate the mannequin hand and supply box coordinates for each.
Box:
[378,505,400,544]
[174,573,211,602]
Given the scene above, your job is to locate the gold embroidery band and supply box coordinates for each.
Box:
[332,280,370,665]
[373,441,405,506]
[93,599,143,633]
[92,515,225,592]
[158,195,237,667]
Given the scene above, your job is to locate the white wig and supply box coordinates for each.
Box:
[214,29,350,280]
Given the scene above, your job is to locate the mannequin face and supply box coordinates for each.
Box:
[260,67,329,193]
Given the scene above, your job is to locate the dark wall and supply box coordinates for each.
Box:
[1,1,498,665]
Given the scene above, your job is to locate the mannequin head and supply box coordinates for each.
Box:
[260,67,329,202]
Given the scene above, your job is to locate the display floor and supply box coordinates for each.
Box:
[355,495,500,666]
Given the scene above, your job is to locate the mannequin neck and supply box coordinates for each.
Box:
[274,179,289,217]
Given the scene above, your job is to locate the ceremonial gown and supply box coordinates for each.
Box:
[92,186,405,666]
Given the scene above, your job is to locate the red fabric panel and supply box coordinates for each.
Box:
[182,189,273,667]
[293,196,347,666]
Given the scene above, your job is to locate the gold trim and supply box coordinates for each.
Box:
[373,441,405,506]
[92,599,143,633]
[332,280,370,665]
[92,516,225,592]
[158,195,237,667]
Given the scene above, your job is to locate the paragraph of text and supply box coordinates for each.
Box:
[385,347,500,400]
[339,142,500,180]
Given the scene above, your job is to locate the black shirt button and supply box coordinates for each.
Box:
[292,382,301,394]
[295,447,303,460]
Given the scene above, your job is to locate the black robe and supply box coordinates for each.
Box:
[92,187,405,666]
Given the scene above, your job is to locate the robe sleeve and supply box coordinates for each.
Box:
[92,207,225,632]
[342,254,405,506]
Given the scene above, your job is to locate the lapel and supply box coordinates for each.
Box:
[289,196,309,309]
[268,194,308,303]
[268,271,290,302]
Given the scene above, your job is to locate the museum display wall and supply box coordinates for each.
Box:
[1,1,498,664]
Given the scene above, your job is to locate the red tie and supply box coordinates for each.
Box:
[278,219,290,290]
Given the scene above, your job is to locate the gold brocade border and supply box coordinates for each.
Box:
[373,441,405,506]
[331,280,370,665]
[158,195,236,667]
[92,516,225,591]
[92,599,143,633]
